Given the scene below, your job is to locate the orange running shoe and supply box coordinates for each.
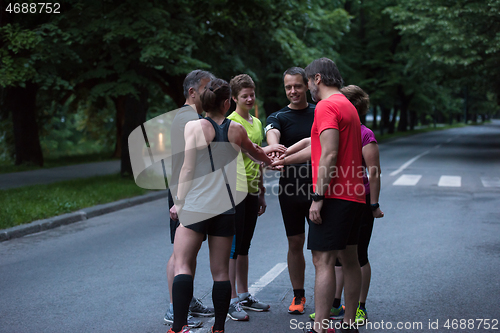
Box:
[167,325,190,333]
[288,296,306,314]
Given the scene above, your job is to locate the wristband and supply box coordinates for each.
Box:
[312,193,325,202]
[370,203,380,211]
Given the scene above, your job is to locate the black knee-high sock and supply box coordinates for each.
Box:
[172,274,193,332]
[212,280,231,331]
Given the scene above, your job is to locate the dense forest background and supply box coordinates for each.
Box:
[1,0,499,174]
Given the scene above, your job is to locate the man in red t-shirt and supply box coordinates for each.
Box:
[305,58,365,333]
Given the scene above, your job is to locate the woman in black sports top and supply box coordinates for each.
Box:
[167,78,271,333]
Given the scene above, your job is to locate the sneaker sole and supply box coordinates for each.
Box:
[288,309,305,314]
[309,314,343,321]
[189,312,215,317]
[164,318,203,328]
[330,314,345,320]
[241,305,270,312]
[227,313,249,321]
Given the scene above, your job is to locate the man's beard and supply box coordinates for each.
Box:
[310,83,320,102]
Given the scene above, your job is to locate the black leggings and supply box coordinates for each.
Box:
[230,192,259,259]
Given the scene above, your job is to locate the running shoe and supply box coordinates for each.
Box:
[309,305,345,320]
[189,297,215,317]
[288,296,306,314]
[211,327,224,333]
[355,306,367,325]
[167,325,190,333]
[163,309,202,328]
[239,294,270,312]
[227,301,249,321]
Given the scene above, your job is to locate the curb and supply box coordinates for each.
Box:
[0,190,168,242]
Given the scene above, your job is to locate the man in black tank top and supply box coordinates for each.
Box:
[265,67,315,315]
[164,70,216,328]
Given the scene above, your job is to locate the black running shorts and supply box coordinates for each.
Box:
[278,177,313,237]
[307,198,363,251]
[181,211,235,237]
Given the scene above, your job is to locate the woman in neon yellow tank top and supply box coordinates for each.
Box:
[226,74,286,320]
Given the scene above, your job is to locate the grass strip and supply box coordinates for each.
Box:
[375,123,467,143]
[0,173,150,230]
[0,151,116,174]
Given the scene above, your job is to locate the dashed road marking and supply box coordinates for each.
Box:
[438,176,461,187]
[199,262,288,332]
[481,177,500,187]
[393,174,422,186]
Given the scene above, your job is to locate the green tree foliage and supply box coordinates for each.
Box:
[385,0,500,120]
[1,0,498,169]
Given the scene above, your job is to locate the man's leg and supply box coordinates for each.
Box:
[359,262,371,304]
[338,245,361,327]
[311,249,338,333]
[288,233,306,290]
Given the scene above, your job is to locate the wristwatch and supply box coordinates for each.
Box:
[311,193,325,202]
[370,203,380,211]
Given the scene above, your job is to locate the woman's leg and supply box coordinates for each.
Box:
[171,225,204,332]
[209,235,233,331]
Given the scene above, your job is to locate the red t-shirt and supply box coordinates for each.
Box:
[310,93,365,203]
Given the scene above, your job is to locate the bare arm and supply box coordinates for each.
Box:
[284,137,311,156]
[362,142,384,218]
[270,145,311,168]
[169,120,206,220]
[266,128,281,145]
[231,123,272,166]
[257,164,267,216]
[309,129,339,224]
[265,129,282,158]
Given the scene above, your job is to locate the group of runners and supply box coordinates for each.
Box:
[164,57,384,333]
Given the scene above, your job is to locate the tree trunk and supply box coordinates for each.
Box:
[380,105,391,136]
[397,107,408,132]
[120,89,148,177]
[409,110,417,130]
[371,106,378,130]
[397,87,413,132]
[112,96,125,158]
[389,107,398,134]
[7,82,44,166]
[471,113,477,123]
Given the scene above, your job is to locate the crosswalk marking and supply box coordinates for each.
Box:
[438,175,461,187]
[481,177,500,187]
[393,174,422,186]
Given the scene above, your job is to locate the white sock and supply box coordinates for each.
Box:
[230,297,239,305]
[238,292,250,300]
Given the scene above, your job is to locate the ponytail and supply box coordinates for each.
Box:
[200,78,231,113]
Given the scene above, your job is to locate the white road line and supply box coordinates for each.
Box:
[393,174,422,186]
[198,263,288,332]
[389,150,430,176]
[481,177,500,187]
[248,262,288,296]
[438,175,461,187]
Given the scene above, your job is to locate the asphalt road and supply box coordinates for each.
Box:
[1,121,499,333]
